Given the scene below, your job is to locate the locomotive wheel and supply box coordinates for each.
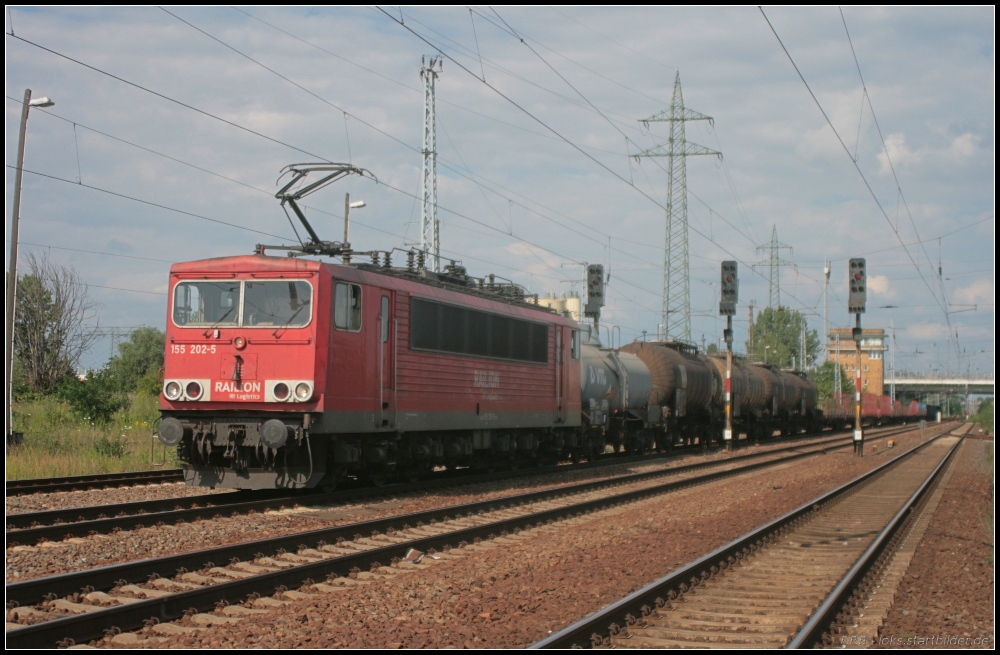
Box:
[369,472,388,487]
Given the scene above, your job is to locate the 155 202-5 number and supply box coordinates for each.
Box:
[170,344,217,354]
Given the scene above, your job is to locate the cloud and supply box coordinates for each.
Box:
[878,131,982,175]
[4,7,994,372]
[954,278,994,306]
[867,274,895,299]
[907,323,950,340]
[877,133,921,174]
[948,133,979,160]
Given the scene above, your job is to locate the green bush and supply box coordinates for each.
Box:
[58,369,129,423]
[135,368,163,396]
[94,433,129,458]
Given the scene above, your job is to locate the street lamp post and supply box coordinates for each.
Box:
[6,89,54,444]
[341,193,365,264]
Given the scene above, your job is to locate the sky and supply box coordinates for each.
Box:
[5,6,995,375]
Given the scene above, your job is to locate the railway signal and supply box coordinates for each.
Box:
[847,257,867,456]
[719,261,738,317]
[719,261,737,450]
[848,258,866,315]
[585,264,605,320]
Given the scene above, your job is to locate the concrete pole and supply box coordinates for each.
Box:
[853,315,864,457]
[6,89,33,442]
[724,315,734,451]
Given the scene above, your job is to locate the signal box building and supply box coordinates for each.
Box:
[827,328,887,395]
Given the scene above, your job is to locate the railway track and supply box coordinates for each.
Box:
[5,469,184,497]
[7,426,900,546]
[6,420,918,499]
[6,422,916,648]
[532,422,967,649]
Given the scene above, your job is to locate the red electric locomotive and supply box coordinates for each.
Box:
[158,252,582,490]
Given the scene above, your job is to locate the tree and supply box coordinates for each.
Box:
[972,399,992,434]
[745,306,819,369]
[58,368,128,423]
[13,253,100,394]
[810,360,852,403]
[106,327,165,394]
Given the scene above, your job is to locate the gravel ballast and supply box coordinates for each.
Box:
[91,428,944,648]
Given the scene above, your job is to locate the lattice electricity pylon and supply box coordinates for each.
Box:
[634,71,720,342]
[754,224,794,308]
[420,55,443,273]
[90,326,137,360]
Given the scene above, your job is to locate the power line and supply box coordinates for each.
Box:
[838,8,938,281]
[5,165,292,240]
[2,38,591,281]
[758,8,953,333]
[156,10,666,272]
[14,241,174,263]
[3,97,577,288]
[10,12,811,329]
[6,32,332,162]
[377,7,824,319]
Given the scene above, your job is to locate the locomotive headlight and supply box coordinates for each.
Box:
[185,381,203,401]
[273,382,290,401]
[294,382,313,401]
[234,336,246,350]
[164,380,182,400]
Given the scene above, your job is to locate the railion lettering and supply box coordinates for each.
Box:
[214,381,262,393]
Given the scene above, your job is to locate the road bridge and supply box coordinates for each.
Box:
[888,374,994,396]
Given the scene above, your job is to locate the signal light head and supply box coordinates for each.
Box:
[719,261,738,316]
[848,257,867,314]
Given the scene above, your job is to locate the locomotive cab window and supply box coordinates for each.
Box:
[173,279,314,328]
[335,282,363,331]
[173,281,240,327]
[242,281,312,327]
[571,329,580,360]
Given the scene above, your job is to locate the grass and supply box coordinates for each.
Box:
[6,394,180,480]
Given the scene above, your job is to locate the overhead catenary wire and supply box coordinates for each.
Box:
[758,8,954,336]
[5,165,293,241]
[179,5,777,296]
[3,37,601,281]
[151,9,670,273]
[376,7,826,319]
[2,97,581,289]
[6,33,332,163]
[7,11,972,354]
